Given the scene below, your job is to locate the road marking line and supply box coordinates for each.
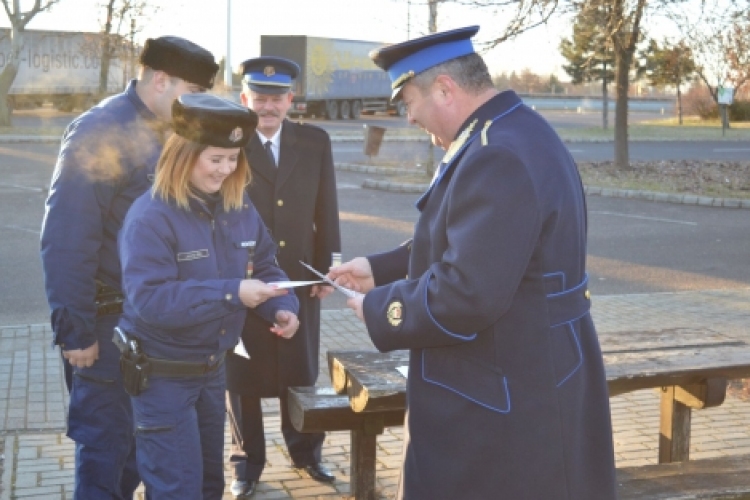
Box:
[1,224,40,235]
[568,149,584,153]
[714,148,750,152]
[0,183,45,192]
[590,211,697,226]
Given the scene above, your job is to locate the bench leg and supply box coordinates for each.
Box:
[659,386,691,463]
[351,428,378,500]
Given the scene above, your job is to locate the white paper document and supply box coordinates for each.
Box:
[233,340,251,359]
[396,365,409,378]
[268,280,324,289]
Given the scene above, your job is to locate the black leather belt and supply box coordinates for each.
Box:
[96,301,123,317]
[148,352,226,377]
[95,280,124,317]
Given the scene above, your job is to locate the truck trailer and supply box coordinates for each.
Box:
[260,35,405,120]
[0,28,127,112]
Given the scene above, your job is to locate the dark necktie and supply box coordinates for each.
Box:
[264,140,276,166]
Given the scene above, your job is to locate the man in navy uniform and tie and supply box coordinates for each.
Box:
[225,56,341,498]
[329,26,617,499]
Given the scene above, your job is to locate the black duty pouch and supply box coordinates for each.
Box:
[120,351,151,396]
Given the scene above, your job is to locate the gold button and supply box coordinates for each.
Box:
[584,290,591,300]
[277,199,284,207]
[279,241,286,247]
[209,355,215,362]
[220,329,226,335]
[225,293,233,301]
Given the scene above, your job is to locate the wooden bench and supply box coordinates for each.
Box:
[287,386,404,499]
[616,454,750,499]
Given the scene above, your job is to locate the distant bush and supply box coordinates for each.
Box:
[729,101,750,121]
[680,84,750,121]
[682,85,717,119]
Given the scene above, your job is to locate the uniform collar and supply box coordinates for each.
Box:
[257,122,283,149]
[452,90,522,142]
[126,79,158,123]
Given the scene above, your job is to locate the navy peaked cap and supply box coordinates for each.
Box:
[370,26,479,99]
[140,36,219,89]
[240,56,300,94]
[172,94,258,148]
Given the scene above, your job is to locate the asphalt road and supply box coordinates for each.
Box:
[1,104,749,325]
[2,139,748,326]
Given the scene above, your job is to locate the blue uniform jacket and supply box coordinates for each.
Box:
[118,191,299,363]
[364,91,616,499]
[41,81,162,350]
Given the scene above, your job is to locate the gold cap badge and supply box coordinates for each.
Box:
[229,126,243,143]
[387,300,403,327]
[263,66,276,77]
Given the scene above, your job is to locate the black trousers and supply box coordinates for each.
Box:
[226,391,325,482]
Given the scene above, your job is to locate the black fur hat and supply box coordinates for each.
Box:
[172,94,258,148]
[140,36,219,89]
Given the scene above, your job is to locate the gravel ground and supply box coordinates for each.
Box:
[385,159,750,200]
[578,160,750,199]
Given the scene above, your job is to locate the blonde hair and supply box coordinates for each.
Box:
[153,133,251,212]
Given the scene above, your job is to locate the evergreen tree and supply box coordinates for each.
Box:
[560,4,615,128]
[642,39,695,124]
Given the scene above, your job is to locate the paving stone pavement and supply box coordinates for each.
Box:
[1,288,750,499]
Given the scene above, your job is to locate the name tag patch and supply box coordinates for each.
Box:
[177,249,209,261]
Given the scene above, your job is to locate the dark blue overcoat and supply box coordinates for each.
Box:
[226,120,340,397]
[363,90,617,499]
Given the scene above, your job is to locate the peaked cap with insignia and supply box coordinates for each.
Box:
[240,56,300,94]
[369,25,479,100]
[172,93,258,148]
[139,36,219,89]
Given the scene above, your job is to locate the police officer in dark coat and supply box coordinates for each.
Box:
[329,26,617,500]
[40,36,218,499]
[225,56,341,497]
[118,93,299,499]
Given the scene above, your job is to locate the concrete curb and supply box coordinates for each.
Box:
[1,434,15,500]
[0,135,60,144]
[335,163,750,210]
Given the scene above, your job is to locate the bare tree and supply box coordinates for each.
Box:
[97,0,156,98]
[405,0,559,46]
[725,14,750,96]
[0,0,62,126]
[670,1,750,129]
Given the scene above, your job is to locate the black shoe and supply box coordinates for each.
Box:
[299,463,336,483]
[230,479,256,498]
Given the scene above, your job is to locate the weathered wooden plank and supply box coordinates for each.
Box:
[599,328,738,353]
[287,386,403,433]
[675,379,727,410]
[659,386,692,463]
[605,345,750,397]
[328,330,750,412]
[351,423,382,500]
[617,454,750,499]
[328,350,408,395]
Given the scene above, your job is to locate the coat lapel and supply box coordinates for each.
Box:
[275,120,298,191]
[246,134,277,184]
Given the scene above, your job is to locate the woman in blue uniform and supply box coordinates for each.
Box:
[117,93,300,499]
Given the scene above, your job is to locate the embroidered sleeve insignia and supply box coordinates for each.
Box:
[387,300,403,327]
